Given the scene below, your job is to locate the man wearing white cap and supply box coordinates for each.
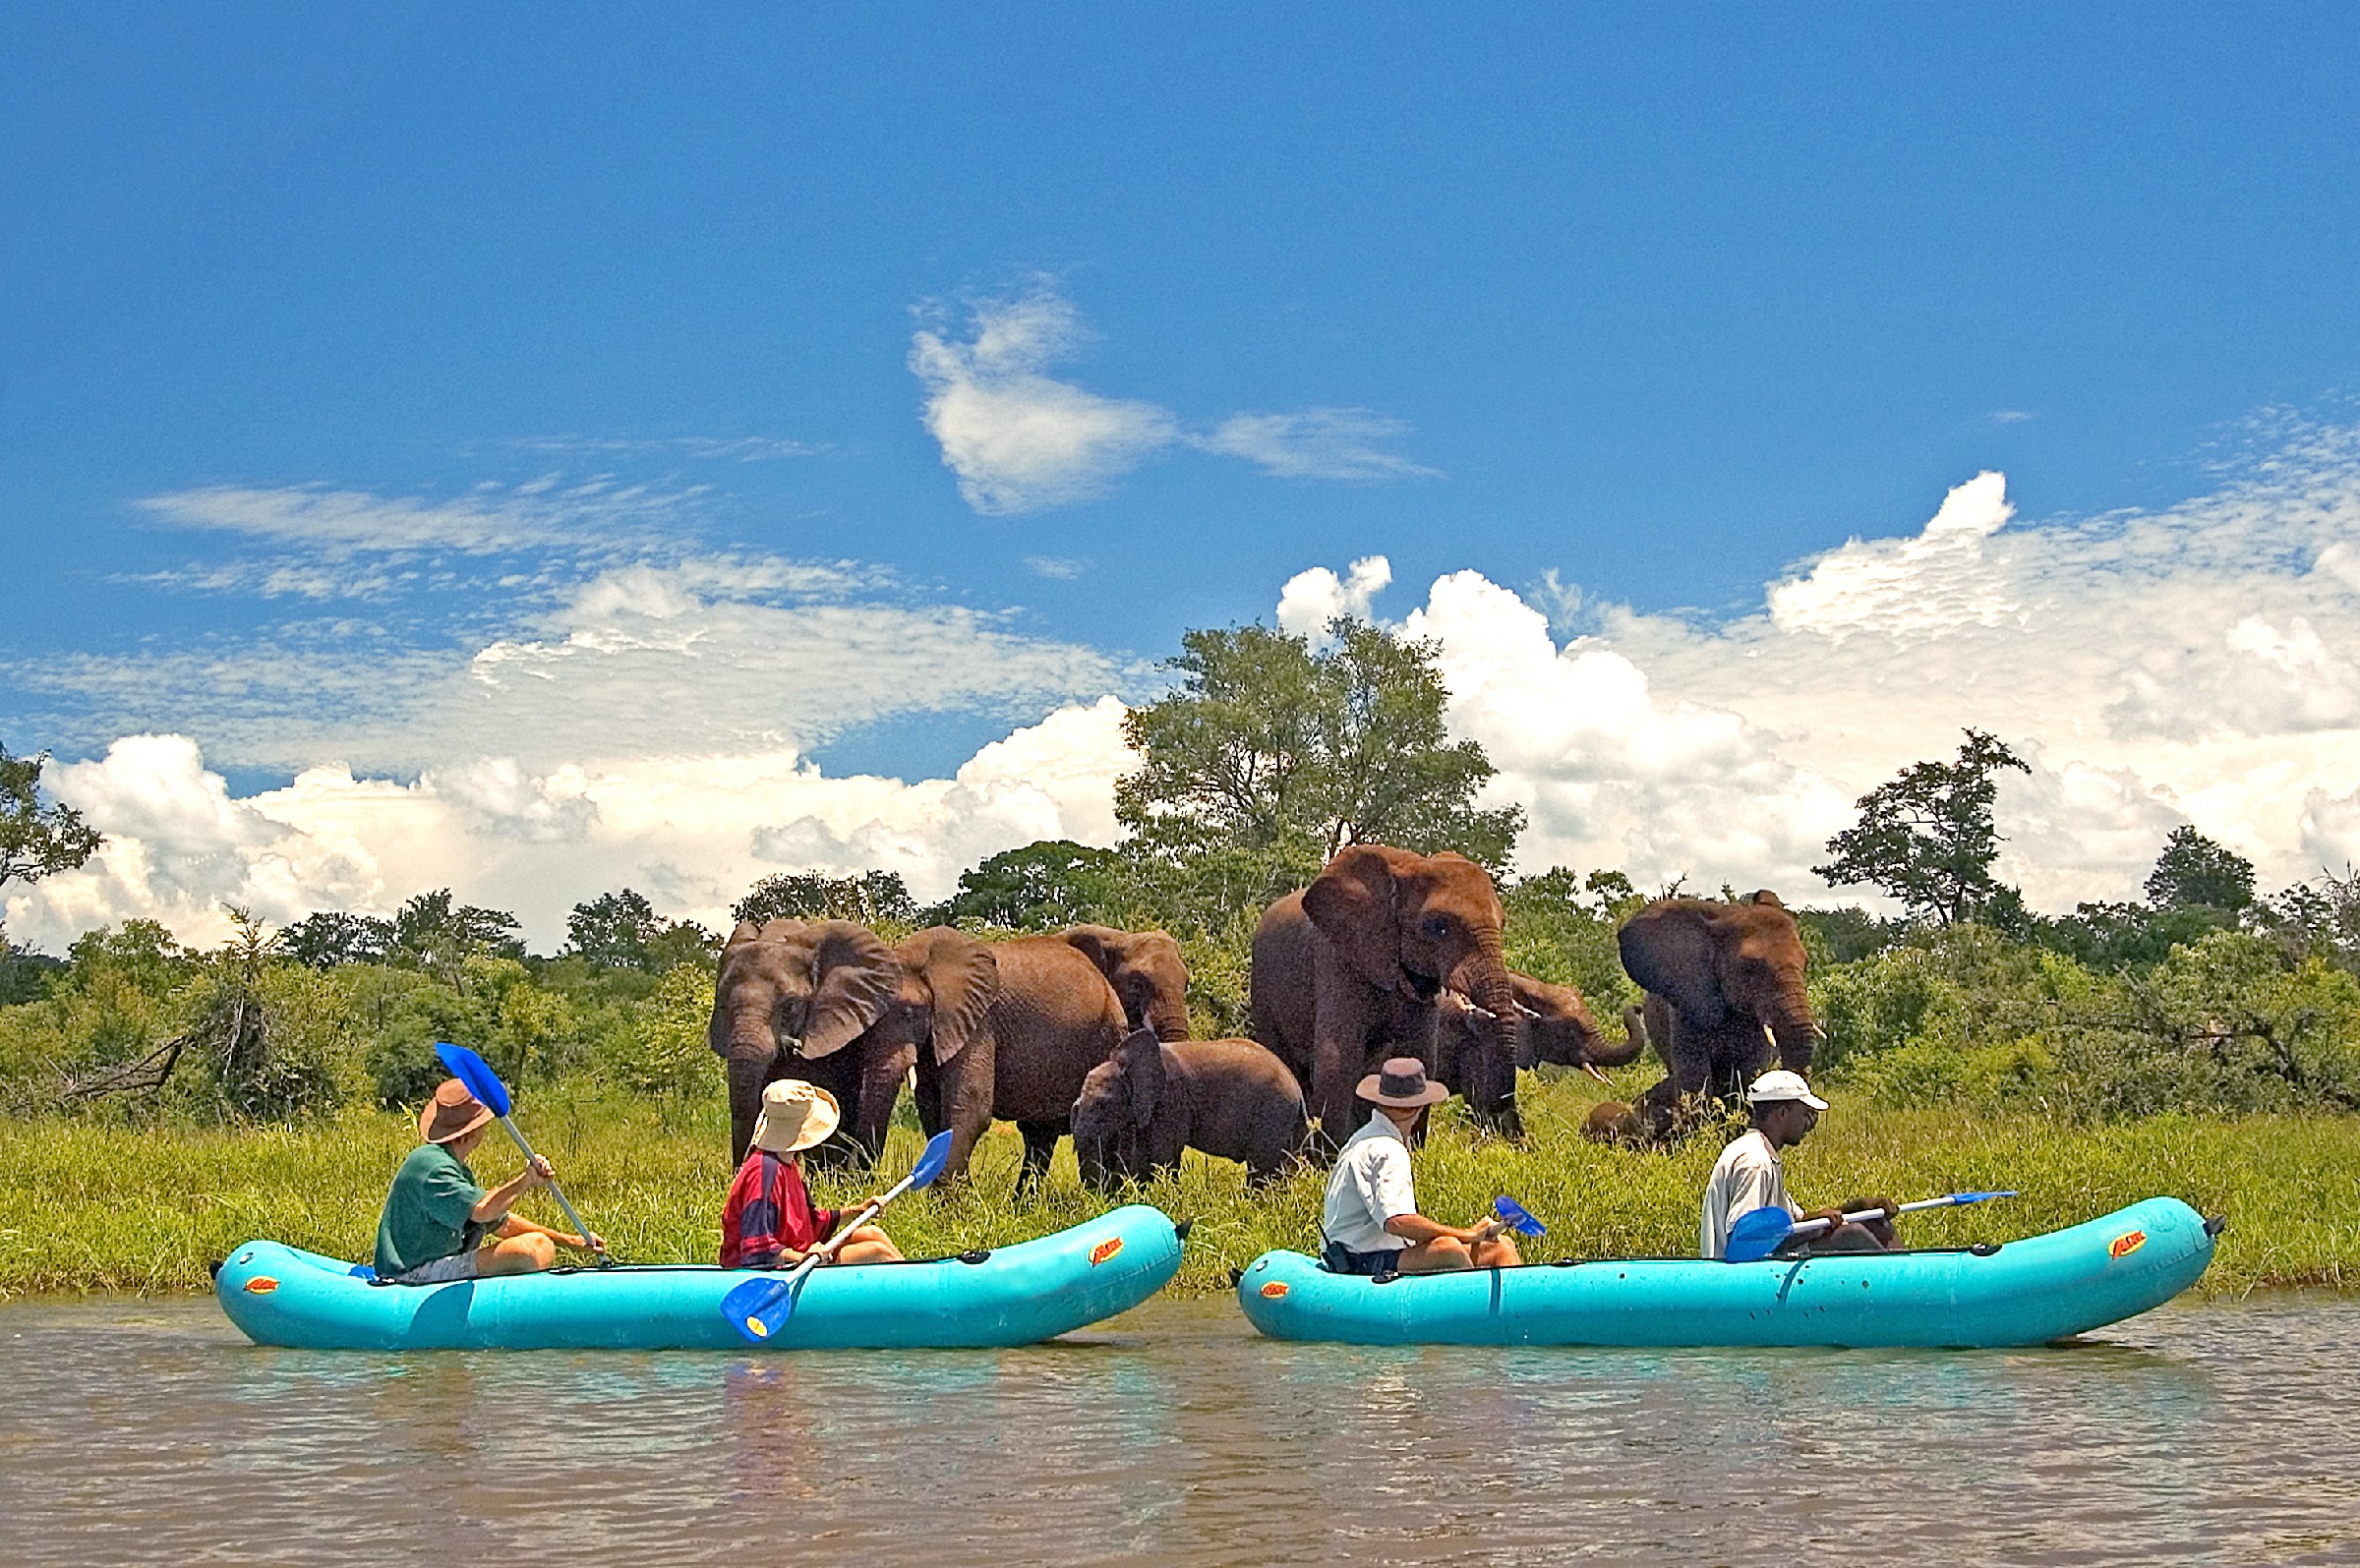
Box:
[719,1079,904,1269]
[1700,1070,1897,1260]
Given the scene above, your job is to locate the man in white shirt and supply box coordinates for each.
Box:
[1700,1071,1896,1260]
[1321,1057,1522,1276]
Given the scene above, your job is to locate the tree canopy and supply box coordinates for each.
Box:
[1814,729,2030,927]
[927,841,1129,930]
[1114,617,1521,900]
[1,743,101,892]
[2145,826,2257,913]
[734,869,918,928]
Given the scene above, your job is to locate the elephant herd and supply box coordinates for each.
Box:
[706,842,1823,1189]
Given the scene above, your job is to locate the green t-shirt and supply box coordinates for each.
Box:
[374,1141,490,1277]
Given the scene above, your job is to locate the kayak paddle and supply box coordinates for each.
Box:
[722,1128,955,1344]
[433,1040,607,1264]
[1725,1190,2019,1263]
[1492,1195,1547,1237]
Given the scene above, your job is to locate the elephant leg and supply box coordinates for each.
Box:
[925,1047,996,1183]
[850,1045,912,1165]
[1014,1119,1065,1197]
[1308,962,1383,1155]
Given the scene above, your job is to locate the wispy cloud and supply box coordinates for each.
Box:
[910,282,1437,514]
[1025,555,1086,580]
[1987,409,2036,425]
[137,479,703,555]
[910,286,1179,514]
[502,435,823,462]
[1203,410,1442,481]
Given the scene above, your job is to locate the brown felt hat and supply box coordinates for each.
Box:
[1357,1056,1449,1109]
[418,1077,495,1145]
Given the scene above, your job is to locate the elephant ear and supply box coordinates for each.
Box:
[1619,901,1731,1027]
[796,921,902,1059]
[1302,844,1407,992]
[1114,1025,1164,1128]
[1747,890,1784,909]
[897,926,1000,1066]
[1058,923,1126,976]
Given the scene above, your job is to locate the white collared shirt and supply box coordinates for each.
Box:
[1322,1109,1418,1253]
[1699,1128,1800,1259]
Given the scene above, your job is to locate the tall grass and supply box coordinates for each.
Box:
[3,1072,2352,1299]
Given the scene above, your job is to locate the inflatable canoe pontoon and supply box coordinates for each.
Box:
[216,1203,1183,1352]
[1236,1197,2219,1349]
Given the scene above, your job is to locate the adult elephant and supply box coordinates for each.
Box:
[1056,924,1190,1041]
[1250,843,1524,1147]
[708,919,910,1169]
[908,928,1131,1191]
[1435,971,1648,1096]
[1616,890,1819,1107]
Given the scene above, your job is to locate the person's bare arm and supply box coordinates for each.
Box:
[471,1155,551,1225]
[1385,1212,1501,1246]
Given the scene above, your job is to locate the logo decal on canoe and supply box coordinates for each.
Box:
[1089,1238,1124,1267]
[2108,1230,2148,1260]
[1260,1281,1289,1299]
[243,1276,279,1295]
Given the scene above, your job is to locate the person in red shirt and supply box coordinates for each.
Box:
[720,1079,904,1268]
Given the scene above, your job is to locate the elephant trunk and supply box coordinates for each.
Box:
[1449,945,1523,1122]
[723,1024,781,1166]
[1584,1002,1649,1070]
[1766,980,1818,1076]
[1146,992,1190,1043]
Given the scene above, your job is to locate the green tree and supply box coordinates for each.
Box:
[1,742,101,892]
[564,888,661,968]
[1814,729,2030,927]
[389,890,525,985]
[733,869,917,927]
[1115,617,1522,902]
[2144,826,2256,913]
[931,840,1131,929]
[282,911,395,969]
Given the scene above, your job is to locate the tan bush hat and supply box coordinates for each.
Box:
[751,1078,843,1155]
[419,1078,495,1145]
[1356,1057,1450,1109]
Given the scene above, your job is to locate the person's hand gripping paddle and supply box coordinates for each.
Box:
[433,1040,609,1264]
[722,1129,955,1344]
[1492,1195,1547,1239]
[1724,1190,2019,1263]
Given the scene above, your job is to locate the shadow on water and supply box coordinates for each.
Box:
[0,1292,2351,1566]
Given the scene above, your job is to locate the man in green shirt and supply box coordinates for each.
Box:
[374,1078,604,1284]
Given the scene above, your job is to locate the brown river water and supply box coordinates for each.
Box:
[1,1292,2354,1567]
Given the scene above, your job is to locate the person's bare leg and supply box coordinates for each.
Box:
[831,1227,903,1264]
[479,1234,558,1276]
[1394,1237,1473,1273]
[1470,1235,1521,1269]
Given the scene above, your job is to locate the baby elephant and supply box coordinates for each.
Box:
[1073,1029,1309,1189]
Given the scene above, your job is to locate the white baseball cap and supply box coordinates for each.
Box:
[1745,1070,1829,1111]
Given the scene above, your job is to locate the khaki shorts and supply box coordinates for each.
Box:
[384,1249,481,1285]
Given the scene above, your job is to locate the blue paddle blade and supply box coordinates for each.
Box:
[433,1040,511,1118]
[1946,1190,2019,1204]
[721,1275,793,1343]
[909,1130,955,1190]
[1493,1195,1546,1237]
[1724,1205,1797,1262]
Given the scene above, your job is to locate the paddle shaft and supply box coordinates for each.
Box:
[490,1114,596,1249]
[1784,1194,1969,1244]
[754,1161,925,1307]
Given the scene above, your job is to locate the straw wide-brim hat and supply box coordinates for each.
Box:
[419,1078,495,1145]
[751,1079,843,1155]
[1356,1057,1450,1109]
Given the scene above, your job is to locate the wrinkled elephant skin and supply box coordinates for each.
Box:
[1072,1029,1309,1188]
[1250,843,1524,1150]
[1617,891,1818,1125]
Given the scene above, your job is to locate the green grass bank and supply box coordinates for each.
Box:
[6,1072,2355,1301]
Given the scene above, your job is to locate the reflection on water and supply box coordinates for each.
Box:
[1,1293,2353,1566]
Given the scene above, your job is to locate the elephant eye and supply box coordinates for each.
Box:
[1419,914,1451,941]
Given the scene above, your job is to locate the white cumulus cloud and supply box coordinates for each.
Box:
[1277,555,1394,643]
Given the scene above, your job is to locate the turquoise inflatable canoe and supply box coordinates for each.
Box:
[1237,1197,2218,1349]
[216,1204,1182,1352]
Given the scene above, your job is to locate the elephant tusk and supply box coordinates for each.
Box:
[1582,1063,1612,1085]
[1513,1001,1544,1019]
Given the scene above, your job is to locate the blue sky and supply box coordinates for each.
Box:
[6,7,2360,946]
